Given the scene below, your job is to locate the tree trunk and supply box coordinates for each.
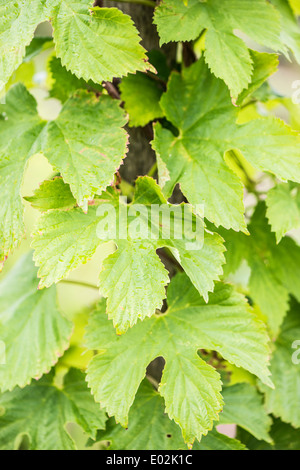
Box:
[100,1,176,183]
[99,1,177,384]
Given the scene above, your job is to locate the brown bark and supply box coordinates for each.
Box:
[97,2,179,381]
[100,1,176,183]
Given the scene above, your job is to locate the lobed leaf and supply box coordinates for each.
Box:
[42,91,128,211]
[154,0,284,97]
[33,177,225,333]
[153,59,300,232]
[259,300,300,428]
[0,0,48,92]
[120,72,165,127]
[220,202,300,337]
[85,273,272,446]
[0,368,106,450]
[266,182,300,242]
[25,177,76,212]
[220,383,272,442]
[0,253,72,391]
[94,379,246,450]
[48,56,103,103]
[0,85,45,268]
[50,3,151,83]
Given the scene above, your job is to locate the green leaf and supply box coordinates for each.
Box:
[147,50,170,82]
[32,177,225,333]
[238,418,300,450]
[259,299,300,428]
[154,0,284,97]
[120,72,164,127]
[0,84,45,268]
[281,98,300,131]
[0,340,4,366]
[0,252,72,391]
[0,0,48,92]
[99,240,170,333]
[42,91,128,211]
[1,1,152,91]
[220,203,300,337]
[268,236,300,304]
[289,0,300,14]
[95,379,246,450]
[236,51,279,105]
[153,60,300,231]
[50,3,150,83]
[86,274,272,446]
[48,56,102,103]
[24,37,53,63]
[0,85,127,264]
[24,177,76,212]
[231,118,300,182]
[32,205,102,288]
[266,182,300,242]
[94,379,187,450]
[0,368,107,450]
[248,256,290,339]
[219,383,272,442]
[6,61,35,91]
[193,429,247,451]
[271,0,300,63]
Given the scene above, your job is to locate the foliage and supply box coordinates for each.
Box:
[0,0,300,451]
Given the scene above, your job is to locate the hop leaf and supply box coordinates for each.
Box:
[0,85,45,267]
[220,203,300,337]
[0,85,128,266]
[86,273,272,446]
[266,182,300,242]
[94,379,246,450]
[0,1,151,90]
[0,253,72,391]
[271,0,300,63]
[220,383,272,442]
[32,177,225,333]
[120,72,165,127]
[259,299,300,428]
[152,60,300,231]
[0,0,48,92]
[0,368,107,450]
[24,177,76,212]
[50,3,151,83]
[154,0,285,97]
[41,90,128,211]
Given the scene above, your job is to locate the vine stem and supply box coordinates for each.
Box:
[148,162,158,177]
[59,279,99,290]
[107,0,156,7]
